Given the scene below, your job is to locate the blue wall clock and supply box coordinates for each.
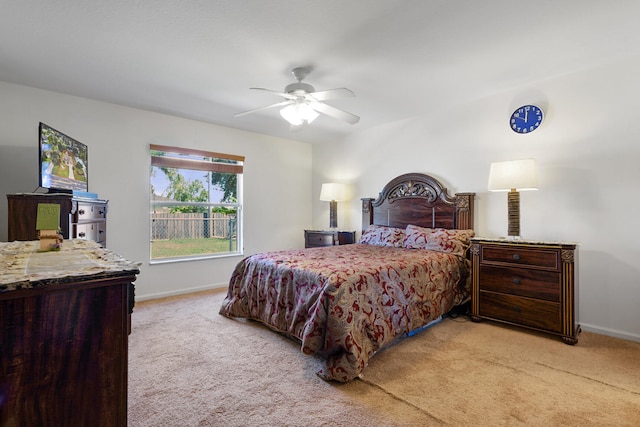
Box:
[510,105,543,134]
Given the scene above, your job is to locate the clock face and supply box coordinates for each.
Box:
[510,105,543,134]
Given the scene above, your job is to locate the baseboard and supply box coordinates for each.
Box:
[580,323,640,343]
[135,283,228,302]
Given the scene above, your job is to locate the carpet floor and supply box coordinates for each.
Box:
[128,289,640,426]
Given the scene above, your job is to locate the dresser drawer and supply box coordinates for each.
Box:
[481,245,559,270]
[479,291,562,333]
[305,231,335,247]
[77,202,107,221]
[479,265,560,301]
[76,222,106,244]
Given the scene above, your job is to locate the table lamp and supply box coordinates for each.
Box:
[319,183,346,229]
[488,159,538,237]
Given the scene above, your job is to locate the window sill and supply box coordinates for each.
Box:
[149,251,244,265]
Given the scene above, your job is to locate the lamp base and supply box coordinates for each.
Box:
[328,200,338,229]
[507,190,520,237]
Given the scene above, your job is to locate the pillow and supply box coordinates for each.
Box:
[403,224,475,256]
[358,225,405,247]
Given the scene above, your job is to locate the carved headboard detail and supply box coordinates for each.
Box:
[361,173,474,233]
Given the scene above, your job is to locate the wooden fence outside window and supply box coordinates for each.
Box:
[151,212,235,240]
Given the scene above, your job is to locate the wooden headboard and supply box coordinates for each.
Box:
[361,173,474,233]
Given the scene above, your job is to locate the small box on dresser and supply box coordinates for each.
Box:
[470,238,579,345]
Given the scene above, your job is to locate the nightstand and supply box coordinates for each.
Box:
[304,230,356,248]
[470,238,579,345]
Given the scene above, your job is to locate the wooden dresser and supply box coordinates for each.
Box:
[7,193,108,246]
[0,240,139,427]
[470,238,579,344]
[304,230,356,248]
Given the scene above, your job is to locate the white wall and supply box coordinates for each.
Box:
[312,56,640,343]
[0,81,312,300]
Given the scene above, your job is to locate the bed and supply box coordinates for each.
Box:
[219,173,475,382]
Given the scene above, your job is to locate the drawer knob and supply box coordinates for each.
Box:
[512,253,521,261]
[78,232,86,238]
[512,278,521,285]
[78,209,85,215]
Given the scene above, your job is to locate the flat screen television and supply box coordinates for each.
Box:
[39,122,89,193]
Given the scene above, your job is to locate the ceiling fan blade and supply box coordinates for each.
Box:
[249,88,297,100]
[234,100,293,117]
[306,88,355,101]
[311,102,360,124]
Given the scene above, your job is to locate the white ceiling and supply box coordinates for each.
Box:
[2,0,640,144]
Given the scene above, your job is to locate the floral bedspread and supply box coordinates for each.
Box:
[219,244,470,382]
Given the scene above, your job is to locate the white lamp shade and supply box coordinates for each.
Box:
[488,159,538,191]
[320,183,346,201]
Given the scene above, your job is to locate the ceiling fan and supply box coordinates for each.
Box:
[235,67,360,127]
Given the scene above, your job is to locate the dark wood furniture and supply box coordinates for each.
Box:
[470,238,579,344]
[7,193,108,246]
[0,240,138,427]
[304,229,356,248]
[310,171,476,249]
[361,172,474,231]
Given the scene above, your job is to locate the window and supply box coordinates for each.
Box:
[149,144,243,262]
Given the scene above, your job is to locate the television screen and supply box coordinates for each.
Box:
[39,123,88,193]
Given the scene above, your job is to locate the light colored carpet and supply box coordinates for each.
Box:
[128,289,640,426]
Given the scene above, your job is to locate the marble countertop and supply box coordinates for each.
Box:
[0,239,141,292]
[470,237,578,246]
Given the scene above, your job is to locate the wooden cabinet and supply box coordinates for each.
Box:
[7,193,107,246]
[470,238,579,344]
[304,230,356,248]
[0,241,138,427]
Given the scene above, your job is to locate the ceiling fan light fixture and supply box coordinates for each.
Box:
[236,67,359,125]
[280,101,319,126]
